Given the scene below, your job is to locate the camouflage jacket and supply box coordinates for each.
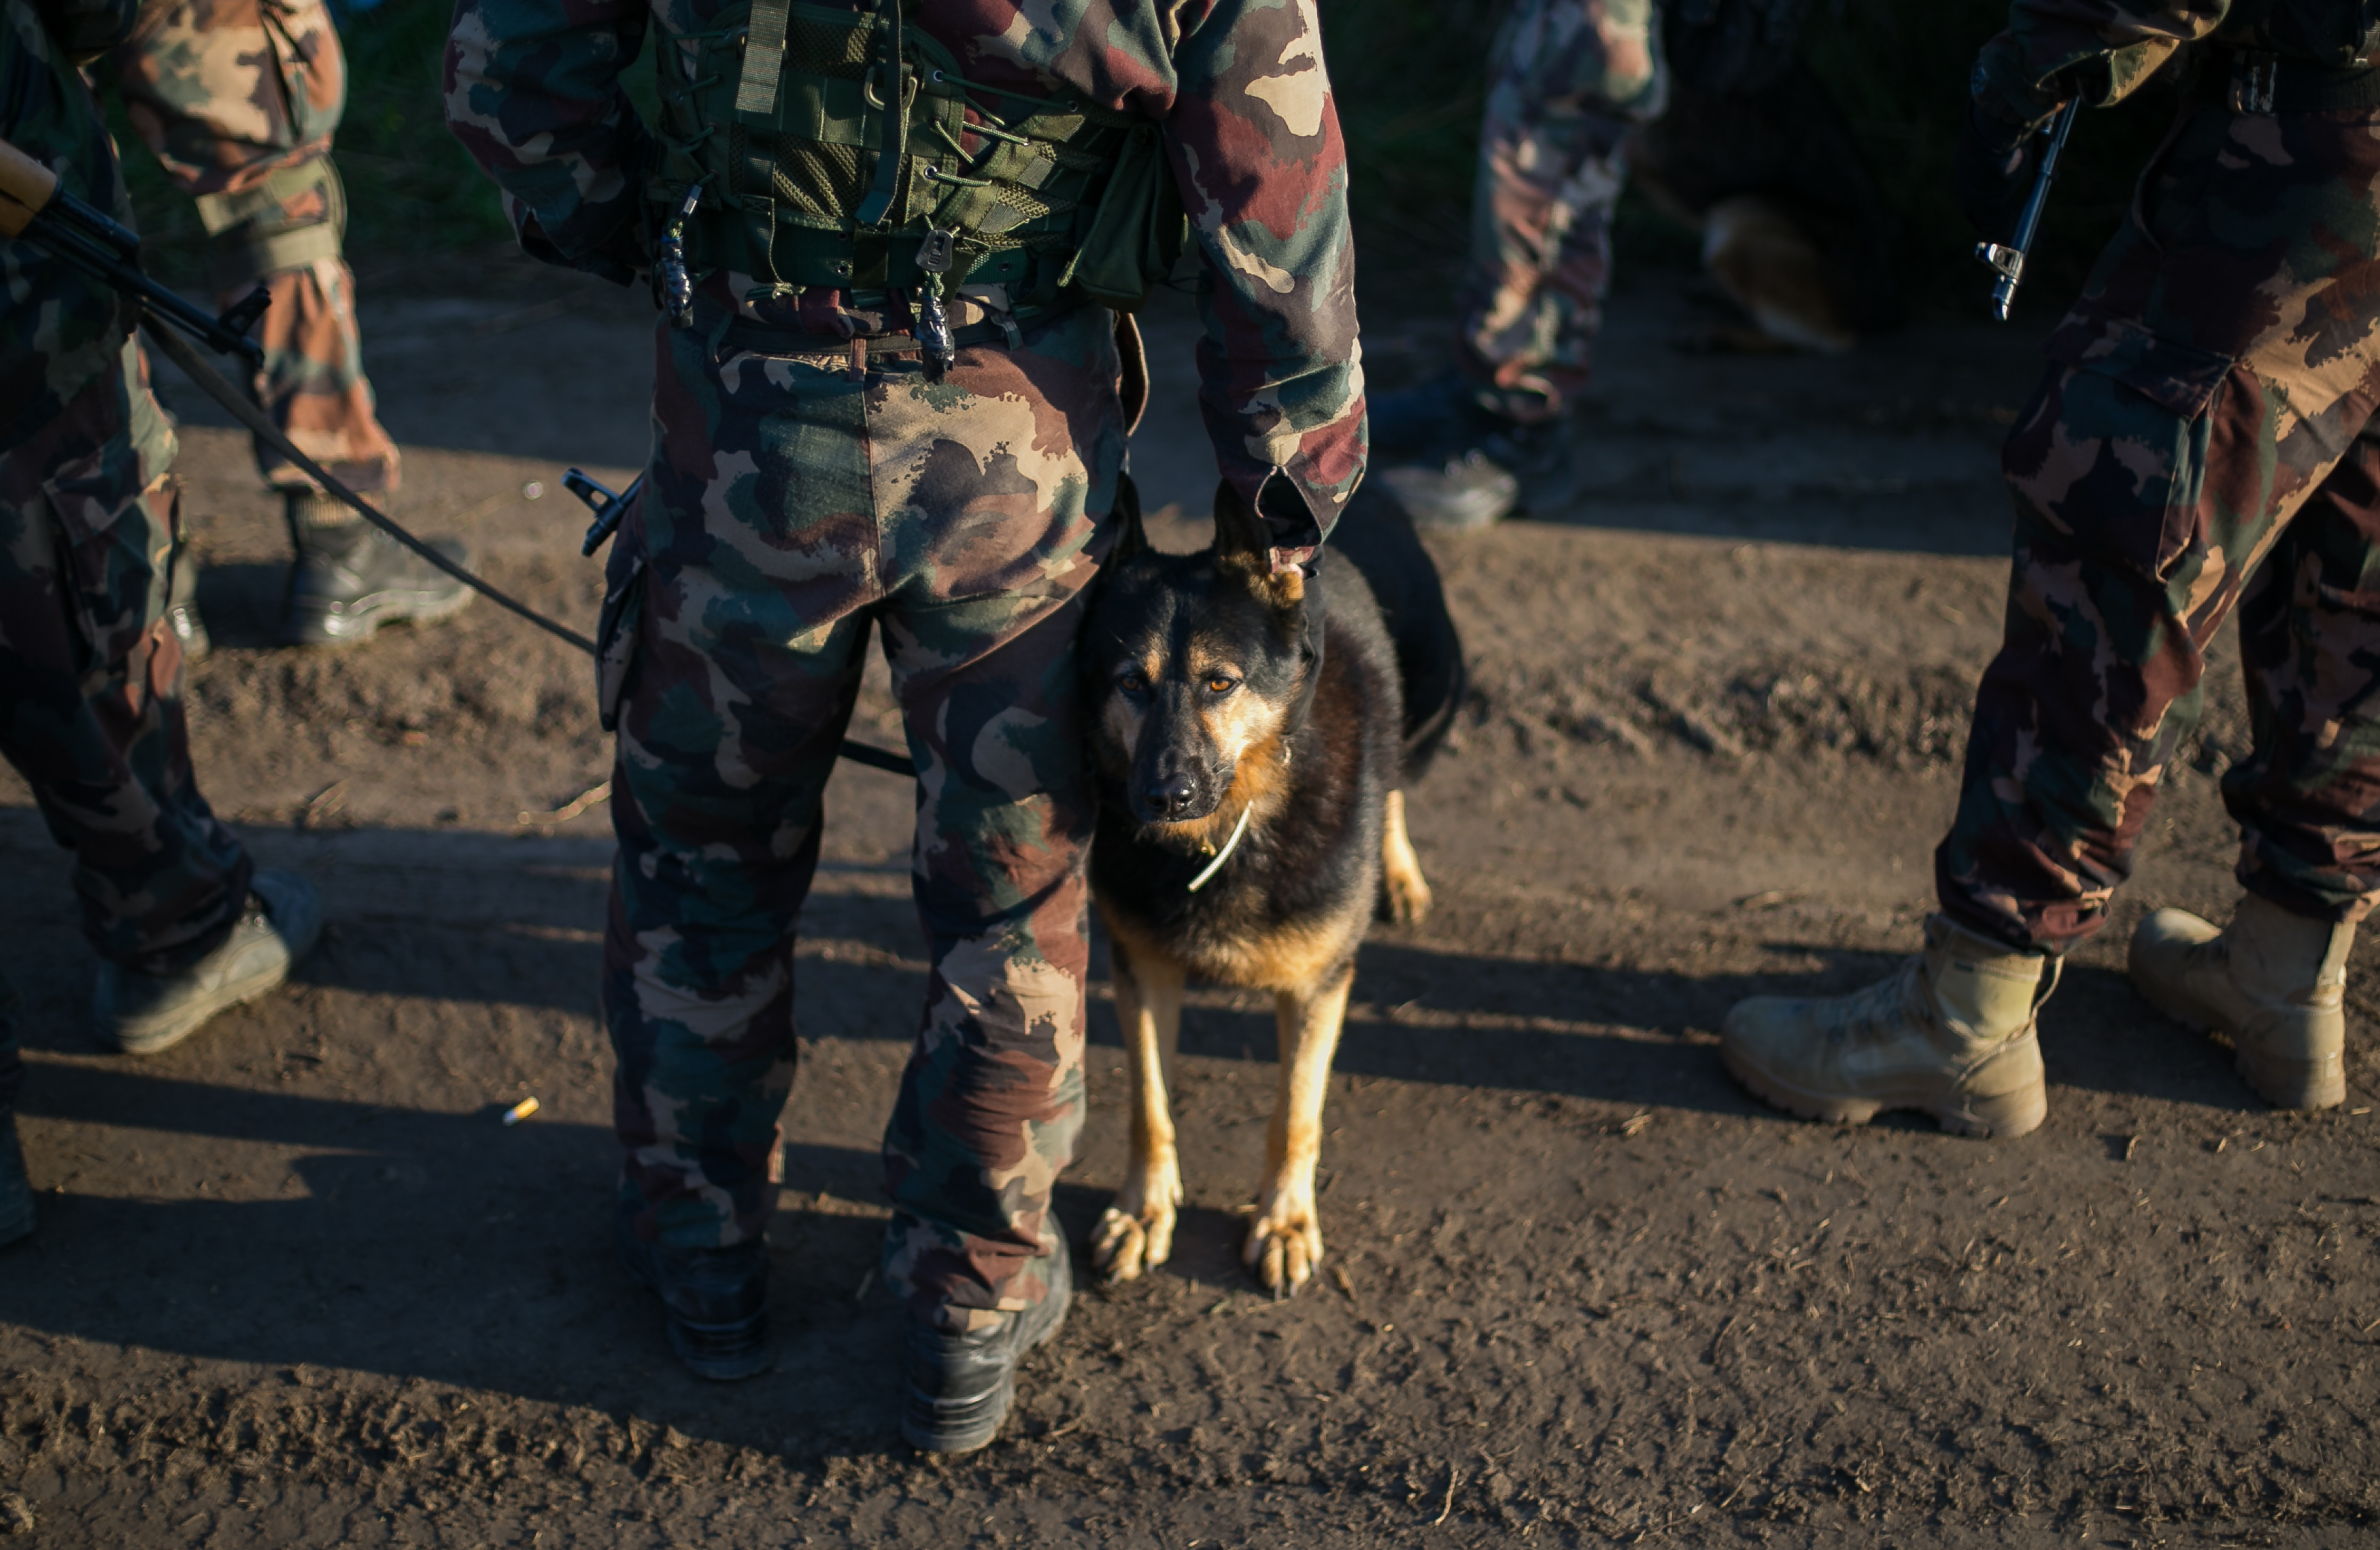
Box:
[1975,0,2380,124]
[443,0,1365,547]
[2,0,142,447]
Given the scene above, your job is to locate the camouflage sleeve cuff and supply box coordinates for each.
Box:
[443,0,653,280]
[509,200,643,287]
[1971,18,2195,124]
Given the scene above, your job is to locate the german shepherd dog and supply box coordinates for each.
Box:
[1079,478,1464,1294]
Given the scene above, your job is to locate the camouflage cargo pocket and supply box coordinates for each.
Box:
[2029,317,2237,582]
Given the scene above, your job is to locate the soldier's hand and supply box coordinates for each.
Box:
[1954,98,2038,245]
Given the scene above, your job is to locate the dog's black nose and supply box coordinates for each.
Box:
[1142,774,1199,820]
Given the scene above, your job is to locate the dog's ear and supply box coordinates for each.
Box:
[1110,471,1149,561]
[1211,479,1306,606]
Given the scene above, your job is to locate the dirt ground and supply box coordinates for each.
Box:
[3,260,2379,1549]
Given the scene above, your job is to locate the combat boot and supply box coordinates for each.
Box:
[282,490,472,647]
[1722,914,2052,1138]
[902,1234,1071,1454]
[0,1112,31,1249]
[2130,894,2351,1110]
[95,870,322,1055]
[616,1222,772,1381]
[1369,372,1576,530]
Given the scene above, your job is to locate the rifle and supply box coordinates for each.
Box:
[2,136,915,777]
[1975,99,2082,323]
[0,137,267,365]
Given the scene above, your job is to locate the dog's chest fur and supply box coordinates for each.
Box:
[1091,603,1398,993]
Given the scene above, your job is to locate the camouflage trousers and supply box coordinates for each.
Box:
[602,301,1122,1326]
[111,0,400,494]
[1454,0,1666,423]
[0,340,254,978]
[1939,103,2380,953]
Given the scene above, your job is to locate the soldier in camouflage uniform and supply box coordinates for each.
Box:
[1,0,323,1250]
[1369,0,1814,530]
[445,0,1363,1449]
[1725,0,2380,1138]
[106,0,470,647]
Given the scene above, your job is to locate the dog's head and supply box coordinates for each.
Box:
[1083,479,1310,835]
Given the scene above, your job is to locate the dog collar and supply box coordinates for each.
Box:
[1185,801,1255,892]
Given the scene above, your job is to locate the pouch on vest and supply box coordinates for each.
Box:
[650,0,1184,314]
[1066,121,1187,312]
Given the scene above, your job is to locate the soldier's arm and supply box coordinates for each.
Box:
[443,0,654,284]
[1164,0,1365,566]
[1973,0,2228,125]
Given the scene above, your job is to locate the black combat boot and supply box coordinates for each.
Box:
[0,1112,31,1249]
[282,490,472,646]
[901,1234,1072,1454]
[616,1220,773,1381]
[1369,371,1577,530]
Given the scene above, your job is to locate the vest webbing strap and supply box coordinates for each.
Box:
[852,0,906,226]
[735,0,792,116]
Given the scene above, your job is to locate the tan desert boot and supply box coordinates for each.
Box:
[2129,894,2351,1110]
[1722,914,2052,1138]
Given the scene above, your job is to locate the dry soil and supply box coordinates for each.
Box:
[1,266,2376,1549]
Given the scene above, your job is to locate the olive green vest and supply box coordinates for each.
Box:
[647,0,1187,312]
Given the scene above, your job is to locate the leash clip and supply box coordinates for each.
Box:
[915,226,959,380]
[2230,51,2279,114]
[657,184,702,329]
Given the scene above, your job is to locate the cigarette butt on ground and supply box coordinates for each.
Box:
[503,1096,540,1126]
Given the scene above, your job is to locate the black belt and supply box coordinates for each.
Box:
[2198,46,2380,113]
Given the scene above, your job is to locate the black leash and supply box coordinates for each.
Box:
[147,320,602,654]
[141,320,915,777]
[7,131,911,773]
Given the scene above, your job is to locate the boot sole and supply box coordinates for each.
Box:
[284,584,474,647]
[1722,1043,2047,1139]
[2131,977,2347,1111]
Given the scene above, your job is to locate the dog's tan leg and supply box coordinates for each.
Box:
[1380,788,1432,925]
[1246,961,1354,1295]
[1092,941,1185,1283]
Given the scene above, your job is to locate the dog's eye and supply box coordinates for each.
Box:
[1205,674,1238,695]
[1117,671,1149,695]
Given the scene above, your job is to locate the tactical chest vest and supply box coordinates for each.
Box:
[649,0,1185,313]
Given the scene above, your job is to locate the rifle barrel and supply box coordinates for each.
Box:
[1984,99,2083,323]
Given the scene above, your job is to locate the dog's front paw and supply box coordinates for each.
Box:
[1093,1200,1178,1282]
[1093,1160,1180,1283]
[1242,1198,1324,1296]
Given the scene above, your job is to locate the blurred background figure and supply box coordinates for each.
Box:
[1372,0,1901,530]
[2,0,323,1251]
[105,0,469,649]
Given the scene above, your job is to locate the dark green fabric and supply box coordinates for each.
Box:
[648,0,1183,309]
